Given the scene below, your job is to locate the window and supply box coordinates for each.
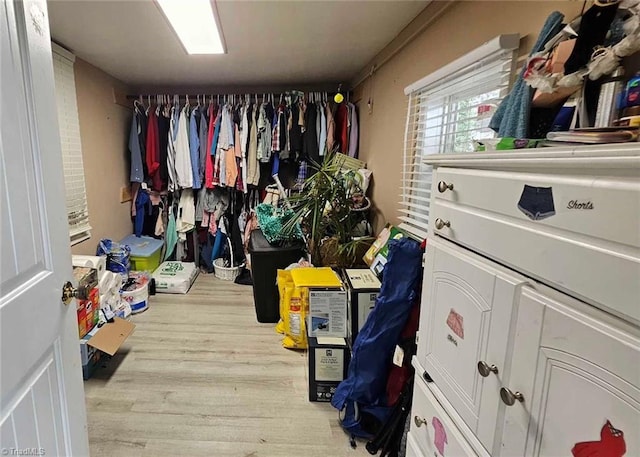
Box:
[52,44,91,245]
[399,35,519,239]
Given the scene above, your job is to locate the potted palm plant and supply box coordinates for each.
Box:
[282,153,373,267]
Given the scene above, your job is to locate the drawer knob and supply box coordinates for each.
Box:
[414,416,428,428]
[477,361,499,377]
[434,218,450,230]
[500,387,524,406]
[437,181,454,193]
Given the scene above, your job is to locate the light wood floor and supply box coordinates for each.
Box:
[85,274,371,457]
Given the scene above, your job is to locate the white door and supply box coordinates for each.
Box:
[1,1,89,456]
[501,286,640,457]
[417,237,525,451]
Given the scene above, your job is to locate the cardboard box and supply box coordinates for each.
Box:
[79,317,136,380]
[77,287,99,338]
[307,337,350,402]
[73,266,98,290]
[79,326,101,380]
[363,224,407,276]
[307,289,347,338]
[288,268,345,342]
[343,269,381,346]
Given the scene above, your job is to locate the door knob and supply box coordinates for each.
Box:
[500,387,524,406]
[434,218,450,230]
[477,361,499,377]
[61,281,87,305]
[414,416,428,428]
[437,181,454,193]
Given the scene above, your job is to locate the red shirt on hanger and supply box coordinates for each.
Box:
[334,103,349,153]
[146,109,162,190]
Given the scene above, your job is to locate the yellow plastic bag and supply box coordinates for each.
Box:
[276,269,308,349]
[275,270,291,335]
[282,287,308,349]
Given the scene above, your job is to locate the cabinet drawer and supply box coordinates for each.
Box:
[410,375,479,457]
[433,167,640,248]
[417,238,524,449]
[431,199,640,324]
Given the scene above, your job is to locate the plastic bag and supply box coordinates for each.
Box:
[255,203,303,245]
[276,269,308,349]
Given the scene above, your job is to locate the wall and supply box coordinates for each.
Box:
[71,59,132,255]
[354,1,583,231]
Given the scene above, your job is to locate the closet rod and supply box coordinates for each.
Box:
[125,91,350,102]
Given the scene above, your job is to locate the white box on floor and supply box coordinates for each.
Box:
[153,261,199,294]
[307,289,347,338]
[343,269,381,346]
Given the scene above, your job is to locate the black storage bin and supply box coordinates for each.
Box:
[248,229,306,323]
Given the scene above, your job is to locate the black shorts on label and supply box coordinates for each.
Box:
[518,185,556,221]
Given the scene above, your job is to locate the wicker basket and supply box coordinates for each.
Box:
[213,238,243,281]
[213,258,243,281]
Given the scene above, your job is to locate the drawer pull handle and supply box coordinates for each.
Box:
[500,387,524,406]
[414,416,428,428]
[437,181,454,193]
[435,218,450,230]
[477,361,499,377]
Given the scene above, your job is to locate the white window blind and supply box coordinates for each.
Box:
[52,45,91,245]
[399,35,518,239]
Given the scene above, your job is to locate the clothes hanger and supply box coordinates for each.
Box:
[134,97,143,113]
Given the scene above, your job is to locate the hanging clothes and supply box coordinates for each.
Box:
[210,105,222,156]
[287,102,302,160]
[134,189,153,237]
[348,102,359,158]
[128,109,144,183]
[189,106,202,189]
[334,102,349,154]
[176,190,195,241]
[167,105,178,192]
[157,108,170,189]
[199,108,209,187]
[271,105,282,154]
[326,102,335,153]
[278,106,287,156]
[164,206,177,261]
[257,103,272,163]
[302,101,319,163]
[205,104,216,188]
[247,104,260,186]
[315,102,322,153]
[225,124,239,186]
[319,102,327,156]
[174,105,193,189]
[138,107,149,179]
[145,108,162,190]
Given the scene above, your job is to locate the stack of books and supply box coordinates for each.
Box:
[544,127,639,146]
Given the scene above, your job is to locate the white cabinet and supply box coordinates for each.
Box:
[502,287,640,457]
[410,146,640,457]
[409,377,479,457]
[417,238,525,450]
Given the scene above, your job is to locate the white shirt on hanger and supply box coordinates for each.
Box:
[175,106,193,189]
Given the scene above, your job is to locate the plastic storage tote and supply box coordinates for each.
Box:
[248,229,306,323]
[120,235,164,272]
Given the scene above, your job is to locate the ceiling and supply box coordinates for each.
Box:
[48,0,428,90]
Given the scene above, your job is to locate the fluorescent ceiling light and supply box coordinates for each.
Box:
[156,0,225,55]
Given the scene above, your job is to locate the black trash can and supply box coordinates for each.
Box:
[248,229,306,323]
